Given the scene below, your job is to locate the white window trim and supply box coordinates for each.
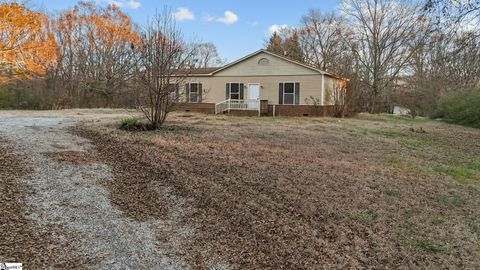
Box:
[281,81,299,105]
[227,82,243,100]
[169,83,179,101]
[188,82,201,103]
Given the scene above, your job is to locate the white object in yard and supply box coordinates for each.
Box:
[393,106,410,116]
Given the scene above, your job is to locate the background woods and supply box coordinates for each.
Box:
[0,1,204,110]
[0,2,56,84]
[48,2,140,108]
[265,0,480,119]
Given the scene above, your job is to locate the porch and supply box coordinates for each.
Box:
[173,101,336,117]
[214,99,264,115]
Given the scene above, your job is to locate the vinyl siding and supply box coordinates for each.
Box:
[214,52,320,76]
[323,76,337,105]
[183,75,324,105]
[177,51,343,105]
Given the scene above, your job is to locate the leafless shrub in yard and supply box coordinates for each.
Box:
[136,8,197,129]
[333,79,347,117]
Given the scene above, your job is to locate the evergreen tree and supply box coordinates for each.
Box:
[266,32,284,55]
[266,30,304,62]
[284,31,304,62]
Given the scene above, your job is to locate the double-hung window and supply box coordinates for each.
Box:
[226,83,244,100]
[186,83,202,103]
[169,83,179,102]
[279,82,300,105]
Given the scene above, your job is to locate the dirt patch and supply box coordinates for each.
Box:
[44,151,96,165]
[71,113,480,269]
[0,139,91,269]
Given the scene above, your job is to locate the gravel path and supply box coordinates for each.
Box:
[0,113,188,269]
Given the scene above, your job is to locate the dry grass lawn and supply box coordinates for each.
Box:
[73,112,480,269]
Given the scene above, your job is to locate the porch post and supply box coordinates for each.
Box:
[321,74,325,106]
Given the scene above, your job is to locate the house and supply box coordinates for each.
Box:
[174,50,346,116]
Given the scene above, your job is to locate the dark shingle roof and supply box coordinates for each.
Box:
[189,67,221,75]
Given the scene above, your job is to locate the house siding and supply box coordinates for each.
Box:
[213,53,320,76]
[175,51,342,107]
[323,76,337,105]
[184,75,326,105]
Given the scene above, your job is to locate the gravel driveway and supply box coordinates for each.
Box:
[0,110,189,269]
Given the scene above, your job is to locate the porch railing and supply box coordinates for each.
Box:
[215,99,260,114]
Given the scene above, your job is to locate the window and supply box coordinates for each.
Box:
[226,83,244,100]
[169,83,179,102]
[279,82,300,105]
[186,83,202,103]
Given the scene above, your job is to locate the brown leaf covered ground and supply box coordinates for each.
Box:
[71,113,480,269]
[0,140,91,269]
[43,151,97,165]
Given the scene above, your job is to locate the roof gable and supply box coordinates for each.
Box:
[211,50,325,77]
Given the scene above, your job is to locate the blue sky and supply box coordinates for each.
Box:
[31,0,340,62]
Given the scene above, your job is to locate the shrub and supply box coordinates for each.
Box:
[119,118,155,131]
[120,118,141,127]
[434,87,480,128]
[0,89,15,108]
[120,118,142,130]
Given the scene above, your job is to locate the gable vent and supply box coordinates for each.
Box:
[258,58,270,65]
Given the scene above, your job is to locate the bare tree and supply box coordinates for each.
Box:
[298,9,364,115]
[136,9,196,129]
[332,80,348,117]
[340,0,426,113]
[299,10,348,72]
[424,0,479,25]
[191,42,225,68]
[48,2,139,108]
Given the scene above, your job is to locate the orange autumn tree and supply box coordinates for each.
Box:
[50,1,139,107]
[0,2,56,84]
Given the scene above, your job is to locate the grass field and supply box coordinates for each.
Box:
[72,112,480,269]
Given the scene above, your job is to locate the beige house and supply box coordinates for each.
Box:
[176,50,345,116]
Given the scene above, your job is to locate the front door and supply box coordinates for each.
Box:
[248,84,260,100]
[248,83,260,109]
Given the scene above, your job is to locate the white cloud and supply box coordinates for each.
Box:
[97,0,141,9]
[216,10,238,25]
[266,24,288,37]
[173,7,195,21]
[203,14,215,22]
[247,21,259,27]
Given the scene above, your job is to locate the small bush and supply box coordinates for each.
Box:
[119,118,153,131]
[434,87,480,128]
[120,118,141,127]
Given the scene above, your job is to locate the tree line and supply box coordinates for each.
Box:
[266,0,480,120]
[0,1,224,112]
